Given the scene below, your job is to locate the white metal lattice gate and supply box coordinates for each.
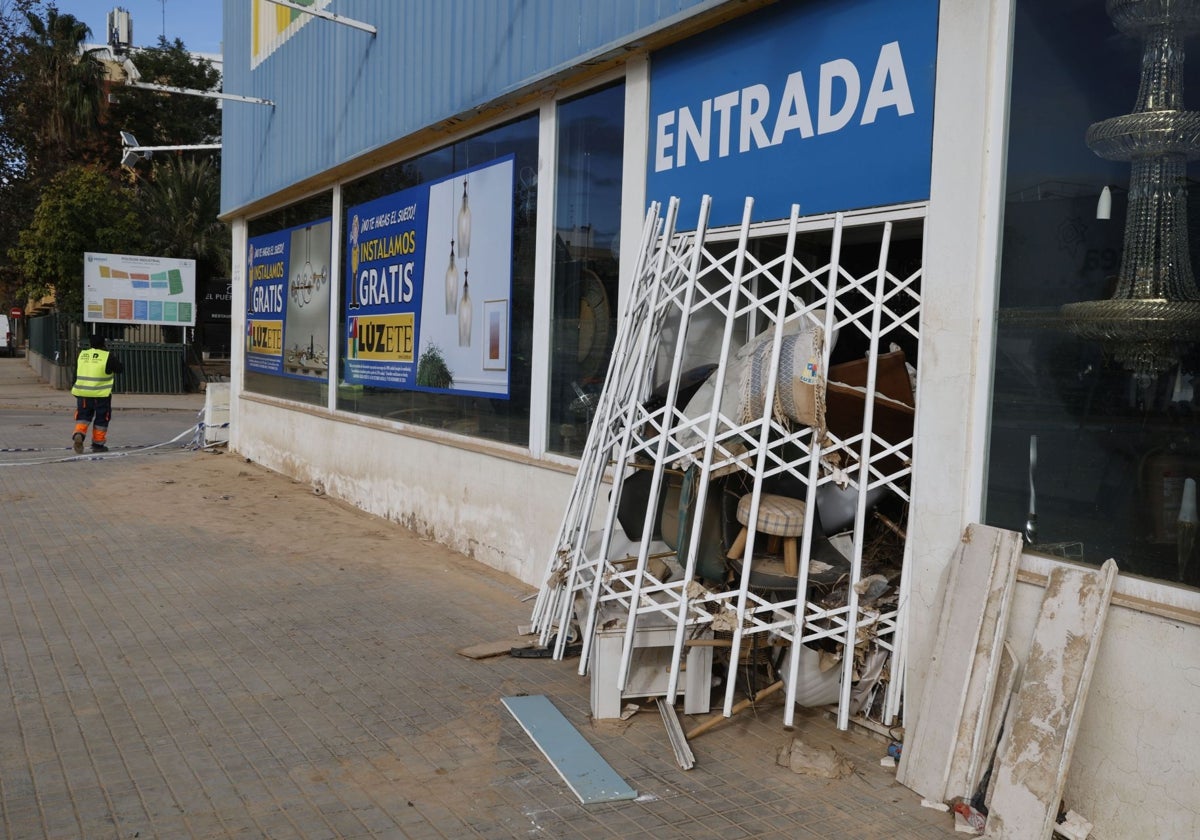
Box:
[532,196,925,731]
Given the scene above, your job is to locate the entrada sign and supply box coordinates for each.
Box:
[647,0,938,228]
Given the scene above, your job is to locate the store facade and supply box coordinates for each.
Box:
[221,2,1199,835]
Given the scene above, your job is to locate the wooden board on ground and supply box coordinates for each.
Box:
[983,559,1117,839]
[897,524,1022,804]
[502,694,638,805]
[457,639,535,659]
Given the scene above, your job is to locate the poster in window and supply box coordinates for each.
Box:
[483,299,508,371]
[245,218,332,380]
[344,155,514,397]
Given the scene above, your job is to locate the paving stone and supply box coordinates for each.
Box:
[0,361,959,839]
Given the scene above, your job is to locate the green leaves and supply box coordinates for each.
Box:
[9,166,144,320]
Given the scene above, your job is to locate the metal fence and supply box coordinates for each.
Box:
[27,314,191,394]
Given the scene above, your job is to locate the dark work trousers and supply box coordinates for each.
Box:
[74,396,113,443]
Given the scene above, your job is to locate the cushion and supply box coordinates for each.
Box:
[736,492,807,537]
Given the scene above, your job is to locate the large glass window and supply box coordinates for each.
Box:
[549,82,625,455]
[988,2,1200,586]
[337,115,538,446]
[244,192,334,407]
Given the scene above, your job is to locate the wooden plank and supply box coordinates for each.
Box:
[456,639,535,659]
[944,529,1023,801]
[501,695,637,805]
[983,559,1117,839]
[656,699,695,770]
[897,524,1022,803]
[968,641,1018,798]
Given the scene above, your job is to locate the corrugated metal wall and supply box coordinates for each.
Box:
[221,0,718,215]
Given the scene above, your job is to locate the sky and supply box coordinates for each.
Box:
[74,0,224,56]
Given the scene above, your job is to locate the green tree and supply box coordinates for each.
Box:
[0,0,44,308]
[139,155,229,280]
[106,36,222,159]
[9,165,144,320]
[9,6,107,177]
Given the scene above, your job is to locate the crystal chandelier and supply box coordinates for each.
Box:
[1061,0,1200,386]
[290,225,327,308]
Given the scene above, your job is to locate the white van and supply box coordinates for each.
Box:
[0,314,14,356]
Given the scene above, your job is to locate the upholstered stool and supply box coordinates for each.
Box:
[726,493,807,575]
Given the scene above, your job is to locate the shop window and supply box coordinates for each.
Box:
[336,115,538,446]
[548,82,625,455]
[244,192,335,407]
[987,2,1200,586]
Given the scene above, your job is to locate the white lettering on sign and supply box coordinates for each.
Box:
[654,41,915,173]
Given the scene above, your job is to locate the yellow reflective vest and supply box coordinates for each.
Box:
[72,349,115,398]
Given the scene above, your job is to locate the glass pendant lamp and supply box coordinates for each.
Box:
[458,270,473,347]
[445,240,458,314]
[457,178,472,259]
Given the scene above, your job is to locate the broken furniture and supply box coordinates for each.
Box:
[502,694,637,804]
[531,196,925,735]
[727,492,808,575]
[983,559,1118,839]
[590,602,713,719]
[897,524,1022,805]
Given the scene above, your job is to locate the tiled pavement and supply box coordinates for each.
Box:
[0,355,959,839]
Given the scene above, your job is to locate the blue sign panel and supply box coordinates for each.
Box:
[647,0,938,228]
[246,218,333,381]
[344,156,514,398]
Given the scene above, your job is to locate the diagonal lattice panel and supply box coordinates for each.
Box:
[532,197,926,733]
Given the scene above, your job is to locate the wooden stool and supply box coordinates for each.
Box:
[726,493,807,575]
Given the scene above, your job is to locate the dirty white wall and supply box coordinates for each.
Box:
[231,397,577,586]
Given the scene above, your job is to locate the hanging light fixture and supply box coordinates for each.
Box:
[457,177,472,259]
[445,239,459,314]
[459,269,473,346]
[1060,0,1200,386]
[289,225,327,309]
[291,226,314,307]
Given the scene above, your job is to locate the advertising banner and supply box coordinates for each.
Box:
[647,0,938,228]
[344,156,514,398]
[246,218,333,380]
[250,0,331,69]
[83,252,197,326]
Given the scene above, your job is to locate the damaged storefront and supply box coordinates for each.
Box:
[221,1,1199,837]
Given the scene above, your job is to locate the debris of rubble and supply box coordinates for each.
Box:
[775,738,854,779]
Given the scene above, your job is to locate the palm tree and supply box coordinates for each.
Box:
[17,8,107,175]
[139,155,229,278]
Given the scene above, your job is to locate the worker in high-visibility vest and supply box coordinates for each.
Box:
[71,334,124,454]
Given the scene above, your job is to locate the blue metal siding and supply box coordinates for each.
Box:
[221,0,719,215]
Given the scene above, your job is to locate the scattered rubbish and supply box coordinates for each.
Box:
[502,695,637,804]
[853,573,890,601]
[953,800,986,834]
[1053,809,1093,840]
[922,799,951,812]
[656,699,695,770]
[619,703,641,721]
[687,680,783,740]
[880,755,896,768]
[775,738,854,779]
[456,639,535,660]
[888,742,903,760]
[511,643,582,658]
